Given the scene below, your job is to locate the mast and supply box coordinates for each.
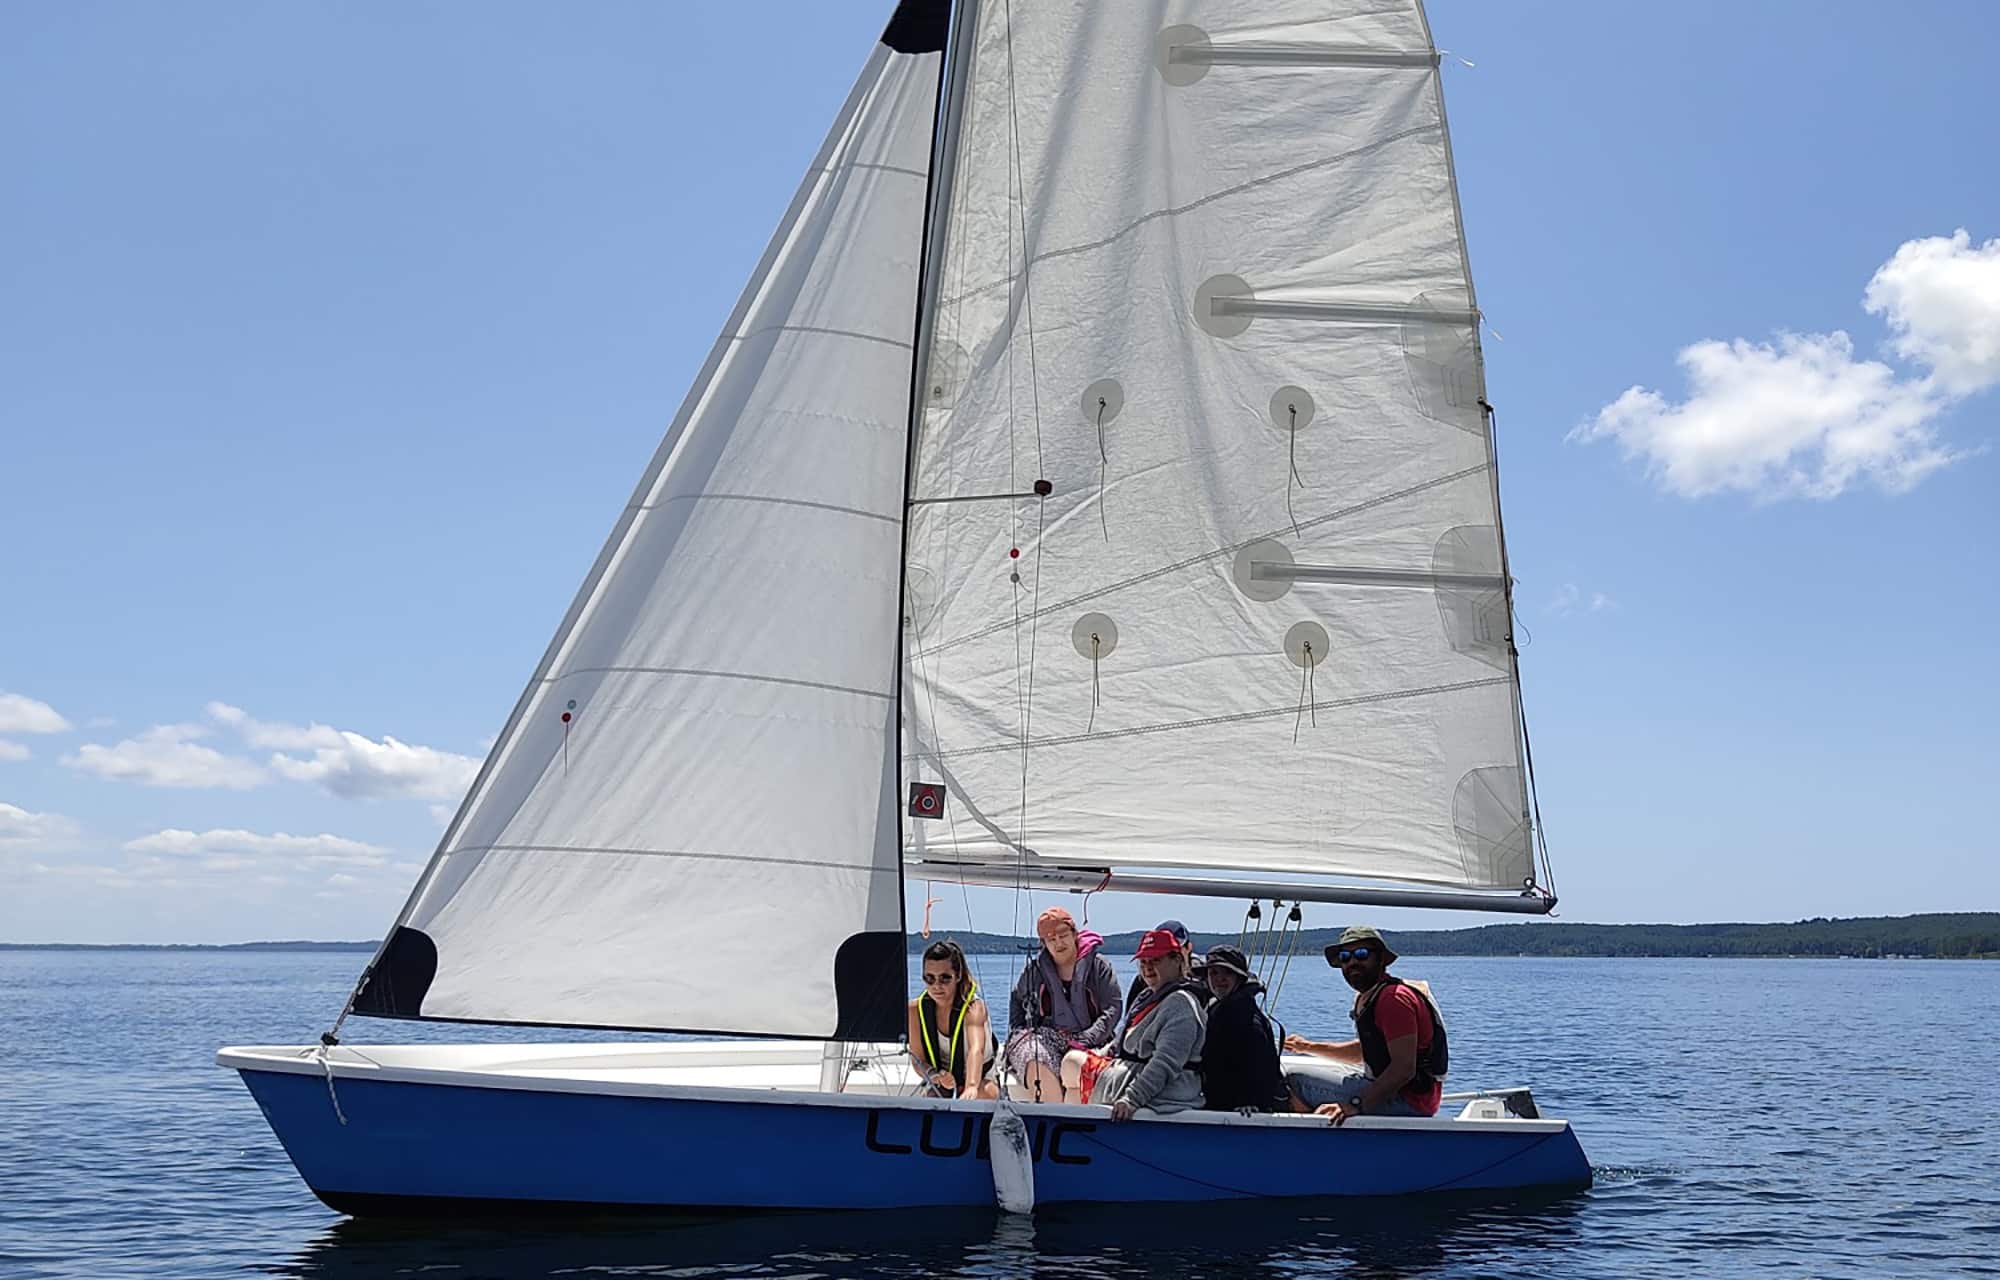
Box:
[893,0,980,919]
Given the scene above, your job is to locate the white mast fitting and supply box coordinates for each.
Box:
[899,2,1553,913]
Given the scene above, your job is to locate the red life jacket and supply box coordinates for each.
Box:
[1352,976,1448,1087]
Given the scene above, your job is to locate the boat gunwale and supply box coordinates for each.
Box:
[217,1043,1573,1135]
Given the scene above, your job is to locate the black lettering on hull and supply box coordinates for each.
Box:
[919,1112,978,1157]
[863,1109,1094,1167]
[864,1109,912,1154]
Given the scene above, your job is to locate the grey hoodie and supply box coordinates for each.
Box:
[1106,982,1207,1114]
[1007,945,1123,1049]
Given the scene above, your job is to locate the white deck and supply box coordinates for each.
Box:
[217,1040,1566,1133]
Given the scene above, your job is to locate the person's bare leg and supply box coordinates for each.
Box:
[1060,1049,1087,1103]
[1021,1061,1062,1102]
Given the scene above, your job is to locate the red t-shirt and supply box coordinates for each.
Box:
[1370,983,1442,1116]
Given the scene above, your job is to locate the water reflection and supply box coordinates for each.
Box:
[268,1189,1587,1279]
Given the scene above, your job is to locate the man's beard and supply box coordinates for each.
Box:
[1343,967,1375,992]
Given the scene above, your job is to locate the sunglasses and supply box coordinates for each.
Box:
[1334,946,1374,964]
[921,971,959,986]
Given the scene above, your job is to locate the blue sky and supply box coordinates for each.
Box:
[2,2,1994,945]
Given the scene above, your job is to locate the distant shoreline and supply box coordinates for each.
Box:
[6,912,1995,959]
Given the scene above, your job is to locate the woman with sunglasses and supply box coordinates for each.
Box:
[1282,924,1447,1124]
[908,938,999,1100]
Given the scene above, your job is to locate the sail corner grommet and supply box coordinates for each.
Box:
[1232,538,1293,602]
[1194,274,1254,338]
[1156,24,1212,86]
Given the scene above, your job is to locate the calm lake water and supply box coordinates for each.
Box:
[1,949,1995,1278]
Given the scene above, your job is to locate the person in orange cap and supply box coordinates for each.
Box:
[1003,905,1123,1102]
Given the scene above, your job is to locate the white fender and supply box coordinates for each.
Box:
[988,1098,1036,1214]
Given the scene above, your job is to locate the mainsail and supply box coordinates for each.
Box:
[901,2,1545,902]
[345,2,951,1037]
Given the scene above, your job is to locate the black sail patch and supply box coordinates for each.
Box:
[352,926,439,1018]
[880,0,948,54]
[831,930,908,1040]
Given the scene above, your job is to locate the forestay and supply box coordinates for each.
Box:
[345,2,951,1038]
[902,1,1539,896]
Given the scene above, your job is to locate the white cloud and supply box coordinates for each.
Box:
[1575,332,1955,499]
[204,702,341,751]
[0,741,29,762]
[35,825,406,892]
[123,827,392,869]
[1575,231,1997,500]
[60,703,478,808]
[0,692,71,735]
[1550,583,1616,617]
[62,724,266,789]
[0,801,79,849]
[1864,230,2000,394]
[206,703,480,803]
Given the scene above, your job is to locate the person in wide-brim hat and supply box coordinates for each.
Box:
[1194,945,1287,1113]
[1282,924,1446,1125]
[1322,923,1397,967]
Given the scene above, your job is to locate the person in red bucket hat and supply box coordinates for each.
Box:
[1067,928,1208,1121]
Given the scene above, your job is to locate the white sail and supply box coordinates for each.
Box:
[902,2,1539,896]
[349,4,950,1037]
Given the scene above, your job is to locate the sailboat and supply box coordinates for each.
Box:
[221,0,1591,1212]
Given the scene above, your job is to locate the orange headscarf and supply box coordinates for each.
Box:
[1035,906,1076,937]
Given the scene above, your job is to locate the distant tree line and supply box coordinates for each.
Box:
[7,914,1995,959]
[907,913,2000,959]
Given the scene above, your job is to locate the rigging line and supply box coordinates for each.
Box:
[1097,397,1109,541]
[933,123,1439,314]
[913,464,1492,661]
[1267,905,1305,1019]
[1000,0,1049,967]
[1292,642,1317,743]
[927,674,1512,762]
[1483,397,1553,898]
[1286,403,1303,538]
[1000,0,1048,474]
[914,615,980,933]
[1522,706,1557,897]
[1259,901,1293,986]
[1013,499,1049,939]
[1088,632,1101,734]
[1264,900,1296,992]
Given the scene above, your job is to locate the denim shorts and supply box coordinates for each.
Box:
[1286,1066,1426,1117]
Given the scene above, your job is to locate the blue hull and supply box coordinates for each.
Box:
[236,1067,1590,1213]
